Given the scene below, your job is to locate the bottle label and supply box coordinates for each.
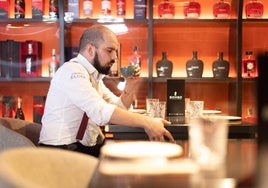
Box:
[217,66,226,70]
[102,0,111,15]
[247,62,254,71]
[161,13,173,19]
[0,0,9,18]
[32,0,44,18]
[157,66,170,77]
[15,2,25,13]
[117,0,125,16]
[15,0,25,18]
[49,0,59,19]
[186,12,199,18]
[84,1,93,15]
[25,58,32,74]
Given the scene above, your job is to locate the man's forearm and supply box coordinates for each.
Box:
[120,88,134,109]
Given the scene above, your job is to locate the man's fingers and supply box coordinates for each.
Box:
[150,131,174,142]
[164,131,175,142]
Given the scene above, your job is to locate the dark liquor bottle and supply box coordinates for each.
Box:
[32,0,44,19]
[14,0,25,19]
[15,97,25,120]
[116,0,126,17]
[158,0,175,19]
[212,52,229,78]
[49,0,58,20]
[25,43,37,75]
[156,52,173,77]
[242,51,258,78]
[101,0,111,16]
[186,51,203,78]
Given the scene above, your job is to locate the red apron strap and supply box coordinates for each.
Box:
[76,112,89,140]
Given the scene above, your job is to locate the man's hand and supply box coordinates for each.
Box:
[124,64,141,92]
[132,64,141,77]
[143,118,175,142]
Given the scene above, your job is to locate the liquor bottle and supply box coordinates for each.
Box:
[32,0,44,19]
[0,0,9,18]
[49,0,58,20]
[109,59,119,77]
[183,0,201,19]
[158,0,175,19]
[186,51,203,78]
[15,97,25,120]
[134,0,146,20]
[242,51,258,78]
[83,0,93,18]
[213,0,231,19]
[25,43,37,75]
[129,46,141,68]
[101,0,111,16]
[245,0,263,18]
[14,0,25,19]
[2,96,15,118]
[156,52,173,77]
[243,108,257,124]
[212,52,229,78]
[116,0,126,17]
[49,48,57,77]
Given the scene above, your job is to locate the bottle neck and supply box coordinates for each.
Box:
[51,49,56,60]
[218,52,223,60]
[28,44,33,55]
[17,98,22,109]
[245,51,253,59]
[192,51,198,59]
[162,52,167,60]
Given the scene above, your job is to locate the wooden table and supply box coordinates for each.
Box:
[89,139,257,188]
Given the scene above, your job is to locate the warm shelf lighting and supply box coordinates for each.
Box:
[103,23,128,35]
[97,16,128,35]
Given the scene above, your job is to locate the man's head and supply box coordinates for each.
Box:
[79,25,119,75]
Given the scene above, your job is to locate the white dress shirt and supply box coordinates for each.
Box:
[39,54,127,146]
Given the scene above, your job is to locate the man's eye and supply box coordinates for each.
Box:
[107,49,113,53]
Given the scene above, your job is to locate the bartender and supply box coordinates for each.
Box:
[39,25,174,157]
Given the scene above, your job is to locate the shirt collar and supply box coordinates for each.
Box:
[75,54,105,81]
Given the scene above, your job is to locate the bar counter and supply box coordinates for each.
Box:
[105,123,257,140]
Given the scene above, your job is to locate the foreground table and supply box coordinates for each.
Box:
[89,139,257,188]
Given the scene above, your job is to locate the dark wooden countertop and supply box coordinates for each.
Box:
[106,123,257,140]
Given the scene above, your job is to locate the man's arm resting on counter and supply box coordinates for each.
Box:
[108,107,174,142]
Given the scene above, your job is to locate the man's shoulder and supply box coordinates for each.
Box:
[61,61,86,71]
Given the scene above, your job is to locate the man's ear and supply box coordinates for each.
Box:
[86,44,96,58]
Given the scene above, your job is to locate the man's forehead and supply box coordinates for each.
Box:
[102,34,119,48]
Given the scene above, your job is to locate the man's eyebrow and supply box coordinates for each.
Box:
[105,47,117,51]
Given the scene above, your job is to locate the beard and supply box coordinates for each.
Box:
[93,52,113,75]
